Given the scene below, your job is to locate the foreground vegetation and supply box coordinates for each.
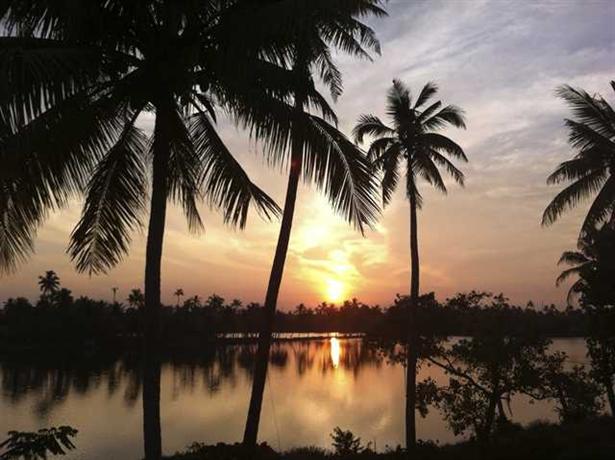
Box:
[167,418,615,459]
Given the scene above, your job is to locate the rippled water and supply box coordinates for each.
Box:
[0,338,589,459]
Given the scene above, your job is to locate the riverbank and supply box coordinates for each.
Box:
[167,417,614,460]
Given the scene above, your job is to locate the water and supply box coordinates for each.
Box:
[0,338,589,459]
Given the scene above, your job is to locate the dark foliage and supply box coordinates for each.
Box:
[0,426,77,459]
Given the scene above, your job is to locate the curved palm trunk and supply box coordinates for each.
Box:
[243,145,303,445]
[243,139,303,445]
[143,109,170,460]
[406,188,419,453]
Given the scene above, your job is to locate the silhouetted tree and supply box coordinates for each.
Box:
[38,271,60,297]
[174,289,184,308]
[543,82,615,236]
[1,2,295,457]
[127,289,145,310]
[557,224,615,305]
[532,352,603,423]
[354,80,467,449]
[242,0,384,445]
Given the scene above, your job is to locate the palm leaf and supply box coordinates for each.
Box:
[414,81,438,109]
[304,115,380,233]
[68,120,147,275]
[189,111,281,228]
[542,169,607,226]
[352,114,394,143]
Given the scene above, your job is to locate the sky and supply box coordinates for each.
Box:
[1,0,614,309]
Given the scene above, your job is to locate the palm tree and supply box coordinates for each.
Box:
[543,82,615,236]
[1,3,290,459]
[127,289,145,310]
[354,80,467,450]
[38,270,60,297]
[557,222,615,306]
[174,288,184,307]
[241,0,385,445]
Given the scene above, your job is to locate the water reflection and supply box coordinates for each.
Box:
[0,338,584,460]
[330,338,341,369]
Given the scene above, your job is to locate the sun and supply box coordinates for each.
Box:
[325,279,344,303]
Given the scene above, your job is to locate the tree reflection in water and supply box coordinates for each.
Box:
[0,339,381,419]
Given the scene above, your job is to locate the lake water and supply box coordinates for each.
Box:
[0,337,589,459]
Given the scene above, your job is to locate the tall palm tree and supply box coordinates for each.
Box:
[0,3,293,459]
[543,82,615,236]
[37,270,60,296]
[240,0,385,445]
[354,80,467,450]
[174,288,184,307]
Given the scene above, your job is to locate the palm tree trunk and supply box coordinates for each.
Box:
[406,189,420,453]
[143,108,170,460]
[244,64,307,444]
[243,144,303,445]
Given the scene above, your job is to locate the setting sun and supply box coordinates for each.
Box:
[324,279,345,303]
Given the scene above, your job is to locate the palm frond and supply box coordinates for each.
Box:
[380,142,401,206]
[189,111,281,228]
[387,79,411,117]
[547,155,603,184]
[422,105,467,130]
[414,155,447,194]
[0,181,41,274]
[367,136,397,162]
[557,251,589,266]
[579,176,615,235]
[542,169,607,226]
[428,149,465,186]
[164,107,205,233]
[352,114,394,144]
[68,121,147,275]
[414,81,438,109]
[556,266,584,287]
[564,119,615,153]
[421,132,468,162]
[314,45,343,101]
[304,115,380,233]
[556,84,615,138]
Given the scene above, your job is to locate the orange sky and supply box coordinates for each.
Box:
[1,1,613,308]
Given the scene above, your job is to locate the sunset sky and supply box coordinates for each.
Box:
[1,0,614,309]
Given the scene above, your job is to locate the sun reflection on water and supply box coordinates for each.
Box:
[330,337,341,368]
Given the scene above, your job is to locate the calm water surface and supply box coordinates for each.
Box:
[0,338,589,459]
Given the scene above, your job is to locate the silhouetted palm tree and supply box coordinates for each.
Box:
[38,270,60,296]
[354,80,467,449]
[174,288,184,307]
[543,82,615,236]
[127,289,145,310]
[557,223,615,305]
[1,3,289,458]
[242,0,385,445]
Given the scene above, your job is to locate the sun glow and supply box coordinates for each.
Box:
[325,279,344,303]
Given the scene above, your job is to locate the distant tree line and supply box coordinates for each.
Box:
[0,272,602,350]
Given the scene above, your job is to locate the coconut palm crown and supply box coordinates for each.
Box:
[353,80,467,206]
[543,82,615,237]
